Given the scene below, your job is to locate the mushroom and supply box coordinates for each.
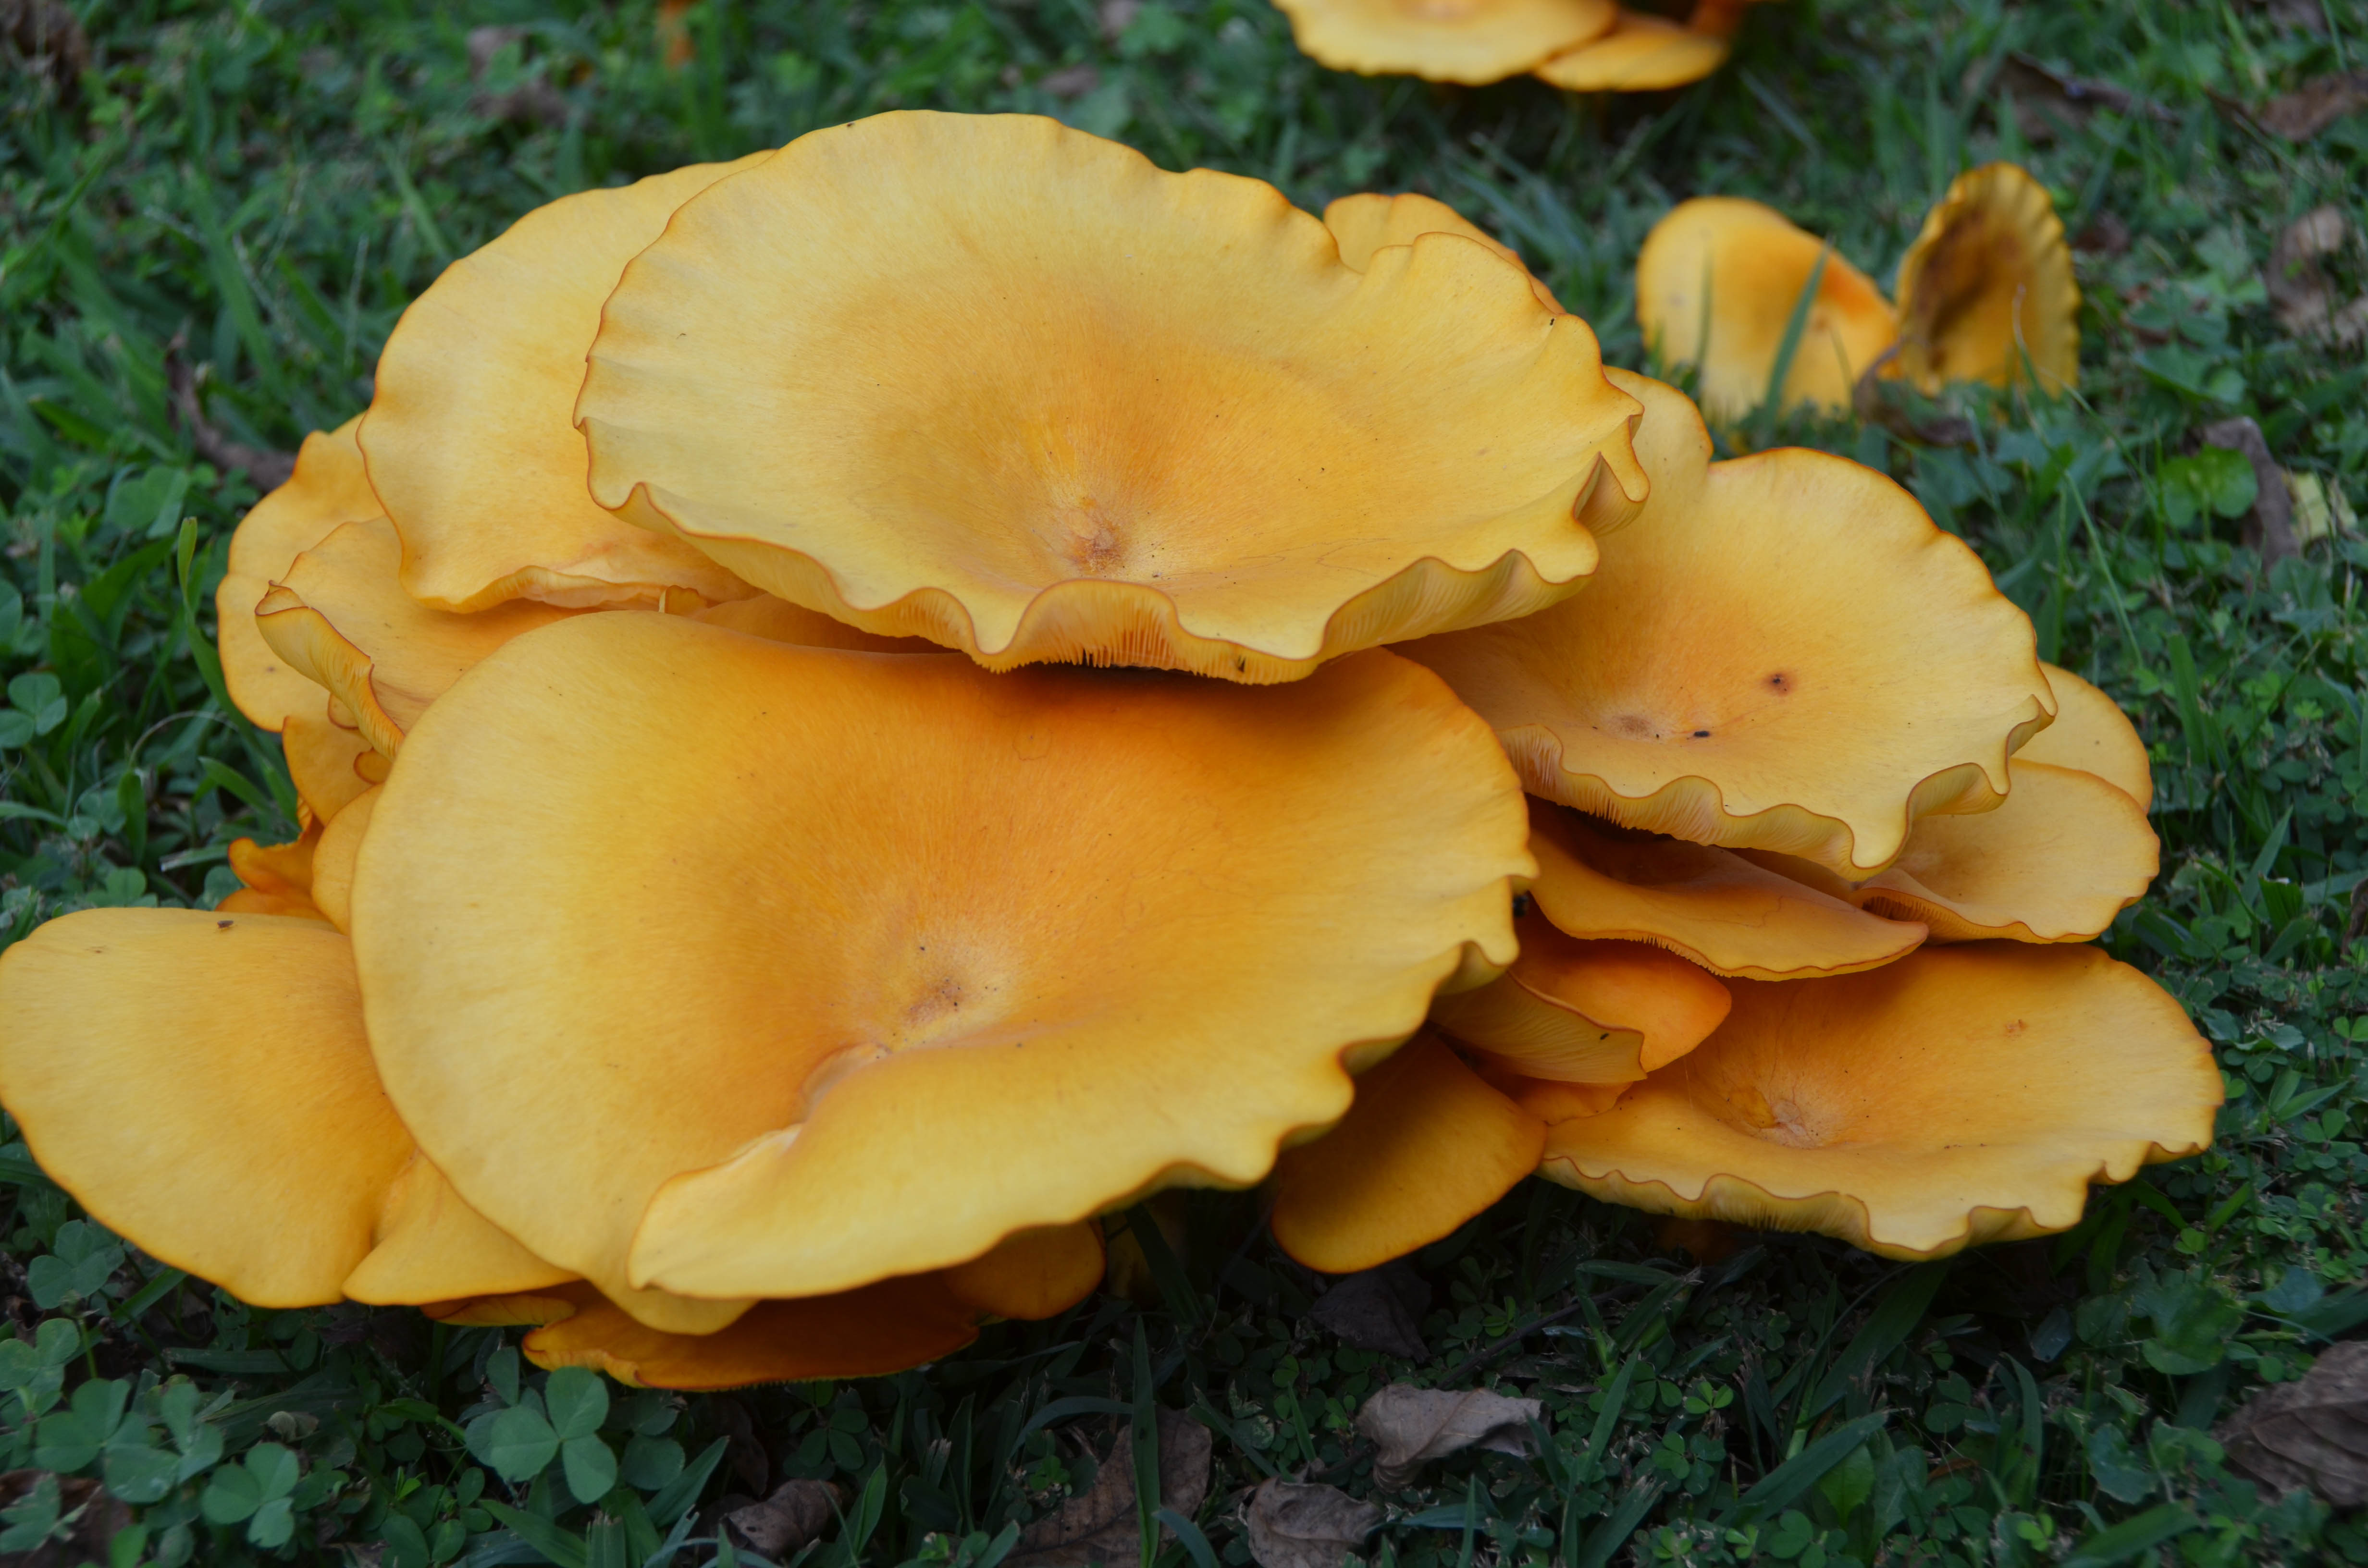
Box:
[1269,1033,1545,1274]
[1528,800,1926,979]
[575,111,1645,683]
[1270,0,1617,84]
[1533,1,1757,93]
[1633,199,1898,419]
[357,157,769,613]
[1402,373,2054,876]
[350,612,1529,1319]
[254,518,585,759]
[281,711,385,823]
[1323,191,1566,310]
[1850,762,2157,942]
[216,418,383,735]
[1891,162,2079,395]
[1537,943,2222,1258]
[1430,908,1732,1082]
[218,826,328,923]
[0,908,1104,1384]
[2016,662,2153,808]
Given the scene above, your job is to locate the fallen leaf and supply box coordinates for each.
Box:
[2285,471,2358,546]
[2198,417,2301,565]
[1011,1409,1214,1567]
[1245,1478,1383,1568]
[0,0,86,107]
[2220,1341,2368,1505]
[2257,71,2368,139]
[724,1479,843,1558]
[1984,52,2170,142]
[1311,1262,1430,1360]
[1354,1384,1544,1489]
[2267,206,2348,337]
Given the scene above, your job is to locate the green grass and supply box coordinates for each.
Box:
[2,0,2367,1564]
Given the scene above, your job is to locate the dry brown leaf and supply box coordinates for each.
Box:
[0,0,86,106]
[1011,1410,1214,1567]
[1354,1384,1544,1490]
[1987,52,2169,142]
[2220,1341,2368,1505]
[2198,417,2302,565]
[2268,206,2348,337]
[723,1479,844,1559]
[1311,1262,1431,1360]
[1244,1478,1384,1568]
[2258,71,2368,139]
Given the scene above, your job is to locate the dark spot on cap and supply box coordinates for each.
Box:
[1691,729,1711,739]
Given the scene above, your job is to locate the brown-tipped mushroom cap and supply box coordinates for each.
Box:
[1892,162,2079,395]
[1323,192,1564,311]
[352,612,1529,1314]
[1403,373,2054,875]
[1272,0,1617,84]
[1634,198,1898,419]
[255,519,585,759]
[1538,943,2221,1259]
[577,111,1644,683]
[1852,761,2158,943]
[2018,662,2152,808]
[1432,911,1732,1081]
[1534,8,1730,93]
[1270,1033,1544,1274]
[218,419,383,732]
[358,157,769,613]
[1528,802,1925,979]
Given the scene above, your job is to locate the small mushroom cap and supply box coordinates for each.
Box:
[2018,663,2152,808]
[343,1153,576,1305]
[308,786,378,933]
[255,518,585,759]
[1270,1033,1544,1274]
[282,712,384,824]
[1538,943,2222,1259]
[940,1222,1107,1322]
[352,612,1529,1312]
[472,1279,987,1390]
[1323,192,1565,311]
[1431,912,1732,1081]
[1404,373,2054,875]
[0,909,572,1311]
[1892,162,2079,395]
[0,909,410,1305]
[1528,802,1925,978]
[1272,0,1617,84]
[1534,9,1730,93]
[577,111,1644,683]
[1634,198,1898,419]
[1852,761,2158,943]
[218,419,382,732]
[358,157,769,613]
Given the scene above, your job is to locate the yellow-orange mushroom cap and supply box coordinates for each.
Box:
[283,712,385,825]
[1432,911,1733,1081]
[1539,943,2220,1259]
[218,418,383,732]
[1272,0,1616,84]
[1528,803,1925,979]
[1852,761,2158,943]
[1534,8,1730,92]
[1323,192,1565,312]
[1634,198,1898,419]
[254,518,585,759]
[358,157,769,614]
[352,612,1529,1314]
[1405,373,2053,875]
[1892,162,2079,396]
[1270,1033,1544,1274]
[2018,662,2152,808]
[577,111,1645,684]
[0,909,568,1308]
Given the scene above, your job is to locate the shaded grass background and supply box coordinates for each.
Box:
[1,0,2366,1563]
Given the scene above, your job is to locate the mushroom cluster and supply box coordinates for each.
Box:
[1273,0,1774,93]
[1639,162,2080,420]
[0,114,2216,1390]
